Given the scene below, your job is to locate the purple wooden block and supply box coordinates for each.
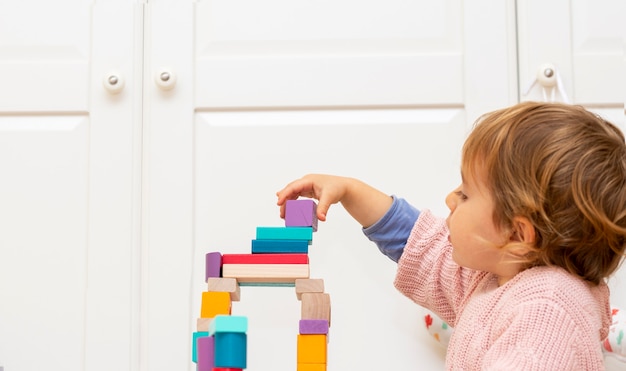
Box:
[205,252,222,281]
[299,319,329,334]
[197,335,215,371]
[285,199,318,231]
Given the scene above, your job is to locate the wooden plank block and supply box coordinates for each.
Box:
[297,364,326,371]
[285,199,318,231]
[222,263,309,284]
[214,332,247,369]
[222,253,308,265]
[201,291,231,318]
[205,252,222,281]
[197,317,213,332]
[256,226,313,243]
[207,277,241,301]
[301,293,331,326]
[299,319,329,335]
[251,239,309,254]
[209,315,248,335]
[196,335,215,371]
[297,334,327,364]
[295,278,325,300]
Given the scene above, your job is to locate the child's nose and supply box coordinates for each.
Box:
[445,188,459,211]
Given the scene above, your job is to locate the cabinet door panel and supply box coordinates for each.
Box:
[0,116,88,371]
[0,3,140,371]
[571,0,625,104]
[0,2,90,112]
[193,109,466,370]
[194,0,464,108]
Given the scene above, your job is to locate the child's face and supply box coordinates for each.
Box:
[445,171,520,285]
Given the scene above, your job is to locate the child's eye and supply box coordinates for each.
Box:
[455,190,468,201]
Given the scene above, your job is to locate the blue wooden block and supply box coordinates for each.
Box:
[192,331,209,363]
[214,332,247,369]
[209,315,248,335]
[251,239,309,254]
[256,226,313,243]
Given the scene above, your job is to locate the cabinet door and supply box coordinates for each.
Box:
[0,2,141,371]
[518,0,625,126]
[144,1,517,370]
[518,0,626,310]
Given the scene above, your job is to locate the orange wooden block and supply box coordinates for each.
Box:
[200,291,231,318]
[297,363,326,371]
[295,279,325,300]
[297,334,327,364]
[301,293,331,326]
[207,277,241,301]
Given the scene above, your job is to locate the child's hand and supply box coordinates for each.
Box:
[276,174,348,222]
[277,174,392,228]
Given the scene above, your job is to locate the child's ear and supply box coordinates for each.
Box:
[509,216,536,253]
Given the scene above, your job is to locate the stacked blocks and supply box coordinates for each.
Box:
[193,199,331,370]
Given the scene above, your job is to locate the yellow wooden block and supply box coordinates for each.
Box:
[301,293,331,326]
[295,278,325,300]
[297,363,326,371]
[297,334,327,364]
[207,277,241,301]
[201,291,231,318]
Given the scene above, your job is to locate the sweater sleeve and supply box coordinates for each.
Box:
[393,209,477,327]
[362,195,420,262]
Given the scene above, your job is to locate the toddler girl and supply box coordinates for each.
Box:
[276,102,626,370]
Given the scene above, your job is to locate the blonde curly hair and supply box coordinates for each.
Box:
[462,101,626,285]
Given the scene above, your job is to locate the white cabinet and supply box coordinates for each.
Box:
[0,1,623,370]
[0,2,141,371]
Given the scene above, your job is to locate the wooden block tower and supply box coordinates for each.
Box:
[192,199,331,370]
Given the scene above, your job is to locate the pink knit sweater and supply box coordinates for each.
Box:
[394,210,611,370]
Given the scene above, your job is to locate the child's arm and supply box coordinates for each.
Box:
[276,174,393,228]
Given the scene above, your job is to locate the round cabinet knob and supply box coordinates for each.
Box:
[155,68,177,90]
[103,72,125,94]
[536,63,557,88]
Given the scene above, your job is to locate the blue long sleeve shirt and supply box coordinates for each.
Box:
[362,195,420,262]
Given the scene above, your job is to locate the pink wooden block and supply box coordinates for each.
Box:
[285,199,318,231]
[299,319,329,335]
[197,335,215,371]
[206,252,222,281]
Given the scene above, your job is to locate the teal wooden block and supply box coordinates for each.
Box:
[238,282,296,287]
[251,239,309,253]
[209,315,248,335]
[192,331,209,363]
[214,332,247,369]
[256,226,313,243]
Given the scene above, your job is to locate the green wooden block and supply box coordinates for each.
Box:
[209,315,248,335]
[238,282,296,287]
[256,226,313,243]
